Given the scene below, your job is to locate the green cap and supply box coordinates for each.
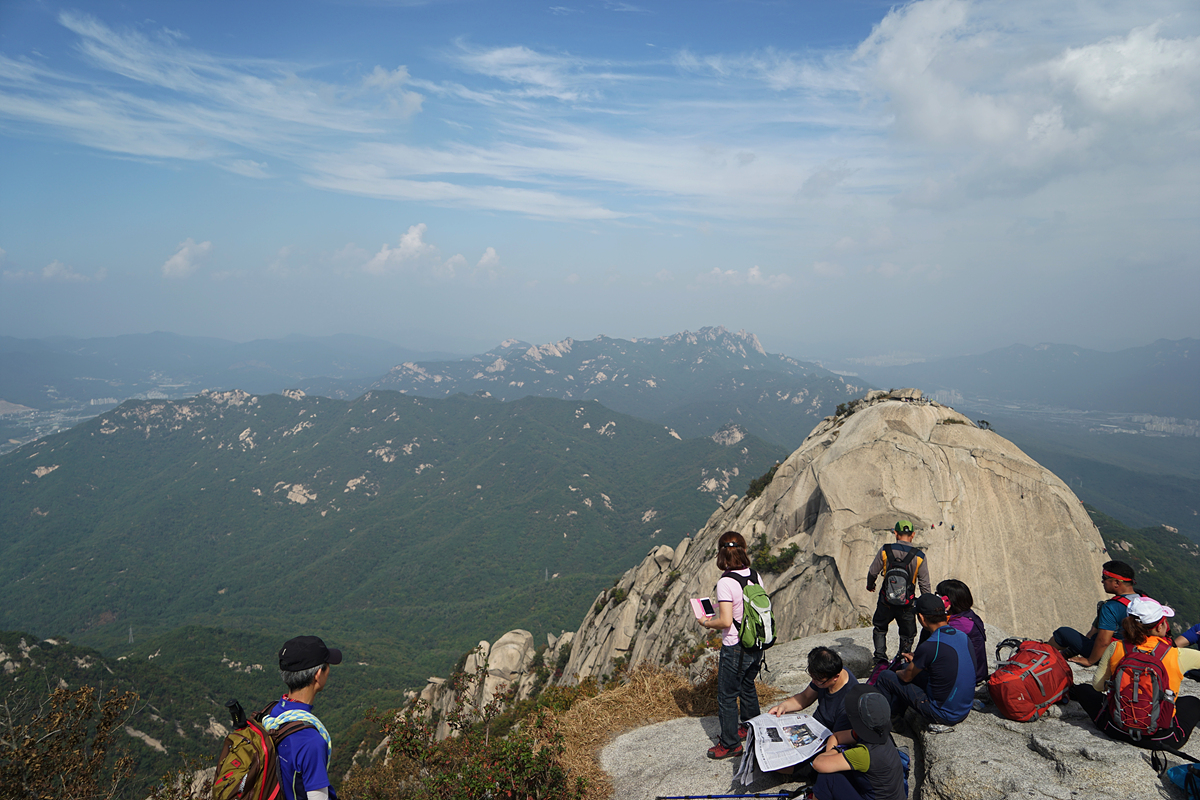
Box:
[894,520,913,533]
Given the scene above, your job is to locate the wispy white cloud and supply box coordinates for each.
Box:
[0,1,1196,240]
[354,224,493,281]
[474,247,501,281]
[161,238,211,278]
[225,159,269,178]
[3,259,106,282]
[695,265,791,289]
[452,44,589,102]
[362,224,439,275]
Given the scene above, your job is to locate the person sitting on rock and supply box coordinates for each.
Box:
[1175,622,1200,649]
[917,579,987,684]
[866,520,930,665]
[810,684,907,800]
[1069,597,1200,749]
[875,593,976,733]
[766,646,860,778]
[769,646,861,732]
[1049,560,1140,667]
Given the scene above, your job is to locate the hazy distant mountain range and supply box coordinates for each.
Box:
[0,388,785,689]
[0,331,461,410]
[357,326,868,448]
[858,339,1200,420]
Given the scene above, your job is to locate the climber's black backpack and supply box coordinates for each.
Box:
[882,545,919,607]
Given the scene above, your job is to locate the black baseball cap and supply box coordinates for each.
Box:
[278,635,343,672]
[915,593,949,616]
[845,684,892,744]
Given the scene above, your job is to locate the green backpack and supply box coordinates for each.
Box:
[723,569,777,651]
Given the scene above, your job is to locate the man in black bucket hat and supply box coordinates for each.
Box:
[810,684,906,800]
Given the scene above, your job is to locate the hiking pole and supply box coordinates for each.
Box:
[225,699,247,729]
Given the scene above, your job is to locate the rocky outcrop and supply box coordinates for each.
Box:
[560,389,1108,683]
[414,630,573,740]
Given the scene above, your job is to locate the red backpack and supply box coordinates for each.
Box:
[987,638,1072,722]
[1101,639,1177,740]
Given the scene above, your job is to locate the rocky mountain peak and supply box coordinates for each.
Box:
[559,388,1108,682]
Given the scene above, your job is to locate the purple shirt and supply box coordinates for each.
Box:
[949,609,988,683]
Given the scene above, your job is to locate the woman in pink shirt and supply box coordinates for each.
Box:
[697,530,765,760]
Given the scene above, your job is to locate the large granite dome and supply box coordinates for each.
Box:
[561,389,1108,681]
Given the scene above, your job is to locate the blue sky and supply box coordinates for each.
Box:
[1,0,1197,360]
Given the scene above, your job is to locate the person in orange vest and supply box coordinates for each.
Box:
[1069,597,1200,749]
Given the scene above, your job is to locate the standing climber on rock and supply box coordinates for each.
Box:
[697,531,764,760]
[1049,560,1140,667]
[866,520,930,665]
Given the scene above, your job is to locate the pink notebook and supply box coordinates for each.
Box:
[690,597,716,620]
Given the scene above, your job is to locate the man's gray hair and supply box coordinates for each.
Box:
[280,664,322,692]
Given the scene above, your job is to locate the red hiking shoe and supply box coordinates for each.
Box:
[707,741,743,760]
[738,723,749,740]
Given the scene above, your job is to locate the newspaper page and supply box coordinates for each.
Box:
[735,712,831,782]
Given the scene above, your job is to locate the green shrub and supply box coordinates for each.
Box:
[342,694,585,800]
[748,533,800,574]
[745,463,779,500]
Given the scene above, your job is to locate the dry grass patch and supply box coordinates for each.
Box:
[554,663,785,800]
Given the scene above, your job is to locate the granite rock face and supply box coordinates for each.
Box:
[414,629,572,740]
[560,389,1109,684]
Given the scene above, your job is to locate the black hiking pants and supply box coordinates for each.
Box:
[872,600,916,663]
[1070,684,1200,749]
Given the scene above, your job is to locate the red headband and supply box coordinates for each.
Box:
[1102,569,1133,583]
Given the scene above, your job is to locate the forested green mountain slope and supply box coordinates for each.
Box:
[1089,506,1200,628]
[0,389,786,690]
[0,625,398,799]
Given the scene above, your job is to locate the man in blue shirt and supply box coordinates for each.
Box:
[875,593,975,732]
[267,635,343,800]
[1049,560,1139,667]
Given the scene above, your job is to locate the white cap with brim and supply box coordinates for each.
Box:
[1126,596,1175,625]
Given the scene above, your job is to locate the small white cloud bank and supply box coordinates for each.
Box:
[354,224,498,282]
[697,265,792,289]
[3,257,106,282]
[161,238,212,279]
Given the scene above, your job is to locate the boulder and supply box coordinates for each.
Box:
[416,629,571,739]
[560,389,1108,684]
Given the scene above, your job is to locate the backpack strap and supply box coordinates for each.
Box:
[722,569,748,587]
[721,569,761,587]
[259,704,332,766]
[720,570,761,632]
